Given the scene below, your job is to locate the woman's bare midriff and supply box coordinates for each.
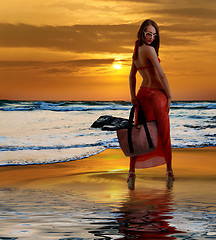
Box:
[138,68,164,90]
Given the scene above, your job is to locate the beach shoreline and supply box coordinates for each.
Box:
[0,147,215,189]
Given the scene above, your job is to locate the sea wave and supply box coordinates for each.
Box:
[184,124,216,129]
[0,100,131,112]
[0,100,215,112]
[0,140,117,152]
[0,100,215,166]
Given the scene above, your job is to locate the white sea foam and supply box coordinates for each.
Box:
[0,100,215,166]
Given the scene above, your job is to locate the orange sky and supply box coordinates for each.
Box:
[0,0,216,101]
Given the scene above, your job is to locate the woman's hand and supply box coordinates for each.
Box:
[131,96,139,106]
[167,97,172,113]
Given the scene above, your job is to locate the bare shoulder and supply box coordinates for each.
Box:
[139,44,155,55]
[145,45,156,54]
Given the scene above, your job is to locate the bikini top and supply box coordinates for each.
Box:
[136,57,161,70]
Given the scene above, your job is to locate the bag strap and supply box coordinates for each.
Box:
[128,105,154,153]
[128,106,135,153]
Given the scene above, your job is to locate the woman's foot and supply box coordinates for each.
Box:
[166,170,174,189]
[127,171,136,190]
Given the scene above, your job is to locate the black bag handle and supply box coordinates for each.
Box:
[128,105,154,153]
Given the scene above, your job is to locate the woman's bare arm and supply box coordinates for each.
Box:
[129,61,139,105]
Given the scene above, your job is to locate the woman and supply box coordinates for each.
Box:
[128,19,174,189]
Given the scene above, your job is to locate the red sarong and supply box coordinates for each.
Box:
[131,87,172,169]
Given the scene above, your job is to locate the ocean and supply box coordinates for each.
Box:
[0,100,215,166]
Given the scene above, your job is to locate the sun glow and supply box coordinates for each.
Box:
[113,60,122,70]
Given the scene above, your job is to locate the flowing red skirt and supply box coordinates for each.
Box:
[131,87,172,169]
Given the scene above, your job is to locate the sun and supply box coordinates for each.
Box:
[113,60,122,70]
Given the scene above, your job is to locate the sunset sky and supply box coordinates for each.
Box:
[0,0,215,101]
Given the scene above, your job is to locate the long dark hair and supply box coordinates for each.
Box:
[133,19,160,60]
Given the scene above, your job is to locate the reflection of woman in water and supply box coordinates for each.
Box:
[117,189,183,239]
[128,19,174,189]
[89,188,183,239]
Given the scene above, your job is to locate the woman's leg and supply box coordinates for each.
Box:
[150,92,174,181]
[128,156,136,190]
[166,161,173,172]
[129,156,136,173]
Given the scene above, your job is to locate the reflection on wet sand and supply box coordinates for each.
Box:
[0,147,215,239]
[90,187,184,240]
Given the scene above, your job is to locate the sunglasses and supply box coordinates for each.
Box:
[143,32,157,38]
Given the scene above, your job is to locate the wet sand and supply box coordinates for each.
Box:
[0,147,215,239]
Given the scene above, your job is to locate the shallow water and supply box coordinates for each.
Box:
[0,174,215,239]
[0,100,216,166]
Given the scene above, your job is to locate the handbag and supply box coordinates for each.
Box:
[117,105,158,157]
